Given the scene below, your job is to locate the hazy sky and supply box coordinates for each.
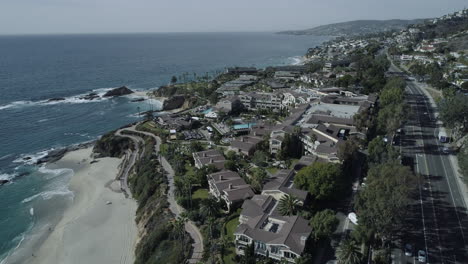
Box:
[0,0,466,35]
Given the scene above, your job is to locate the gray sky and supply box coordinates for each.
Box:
[0,0,466,35]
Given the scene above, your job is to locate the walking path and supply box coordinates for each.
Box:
[116,124,204,263]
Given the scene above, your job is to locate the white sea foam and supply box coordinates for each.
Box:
[289,55,305,65]
[0,87,115,111]
[13,149,52,165]
[0,173,17,181]
[0,232,26,264]
[21,167,74,203]
[21,189,74,204]
[0,154,13,161]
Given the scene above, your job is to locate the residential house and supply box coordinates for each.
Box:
[239,92,283,111]
[217,75,258,96]
[274,71,301,81]
[227,67,258,75]
[193,149,226,170]
[234,195,312,263]
[157,115,193,131]
[261,170,309,205]
[230,135,263,156]
[268,125,296,155]
[207,170,254,211]
[214,96,243,113]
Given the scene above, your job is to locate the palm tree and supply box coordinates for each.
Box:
[336,238,363,264]
[206,217,217,239]
[219,236,233,256]
[174,179,186,197]
[278,194,299,216]
[200,197,220,219]
[171,216,187,242]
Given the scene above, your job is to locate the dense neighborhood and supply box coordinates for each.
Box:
[97,8,468,264]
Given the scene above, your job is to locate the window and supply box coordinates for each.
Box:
[270,246,279,254]
[255,241,266,250]
[239,235,249,243]
[284,251,297,259]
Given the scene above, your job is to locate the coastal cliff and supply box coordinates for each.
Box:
[93,131,133,158]
[162,95,198,111]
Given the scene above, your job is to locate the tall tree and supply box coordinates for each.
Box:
[172,217,187,242]
[336,239,363,264]
[355,162,415,244]
[278,194,300,216]
[200,197,220,219]
[438,95,468,132]
[250,168,268,192]
[294,162,344,201]
[310,209,339,241]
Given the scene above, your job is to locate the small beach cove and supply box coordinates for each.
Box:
[4,147,138,264]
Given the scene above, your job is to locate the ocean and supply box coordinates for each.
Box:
[0,32,329,262]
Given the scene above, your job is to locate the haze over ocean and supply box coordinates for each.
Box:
[0,32,329,262]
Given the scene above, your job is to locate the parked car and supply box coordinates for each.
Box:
[404,244,413,257]
[418,250,426,262]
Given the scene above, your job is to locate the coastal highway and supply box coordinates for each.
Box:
[398,81,468,264]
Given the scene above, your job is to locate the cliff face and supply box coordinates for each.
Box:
[93,132,132,158]
[162,95,199,111]
[162,95,186,111]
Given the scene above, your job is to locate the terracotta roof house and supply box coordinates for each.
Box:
[261,170,309,204]
[207,170,254,211]
[193,149,226,170]
[234,195,312,263]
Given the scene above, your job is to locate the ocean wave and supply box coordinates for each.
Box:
[0,87,115,111]
[21,189,74,204]
[13,149,52,165]
[37,167,73,178]
[0,232,26,264]
[289,56,305,65]
[0,173,17,181]
[0,154,13,161]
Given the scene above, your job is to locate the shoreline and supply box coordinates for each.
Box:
[5,147,138,264]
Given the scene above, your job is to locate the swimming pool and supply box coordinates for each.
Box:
[232,123,256,130]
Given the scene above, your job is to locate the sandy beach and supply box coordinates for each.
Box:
[24,147,138,264]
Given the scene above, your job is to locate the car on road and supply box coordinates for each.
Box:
[404,243,413,257]
[418,250,426,262]
[442,147,450,154]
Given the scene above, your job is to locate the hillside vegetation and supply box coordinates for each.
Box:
[93,131,132,158]
[279,19,426,36]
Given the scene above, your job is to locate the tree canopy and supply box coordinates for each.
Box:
[310,209,339,241]
[278,194,300,216]
[355,162,415,244]
[438,95,468,132]
[294,162,344,201]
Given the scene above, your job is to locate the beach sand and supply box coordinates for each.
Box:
[26,147,138,264]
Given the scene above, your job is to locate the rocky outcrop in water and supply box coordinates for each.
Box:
[103,86,134,97]
[47,97,66,102]
[0,180,9,186]
[36,149,69,164]
[79,92,100,100]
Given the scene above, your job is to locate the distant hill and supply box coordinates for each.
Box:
[279,19,427,36]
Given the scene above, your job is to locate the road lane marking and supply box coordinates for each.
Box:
[408,84,445,263]
[413,83,468,246]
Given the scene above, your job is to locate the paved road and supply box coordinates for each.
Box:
[120,125,204,264]
[399,82,468,264]
[115,128,145,198]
